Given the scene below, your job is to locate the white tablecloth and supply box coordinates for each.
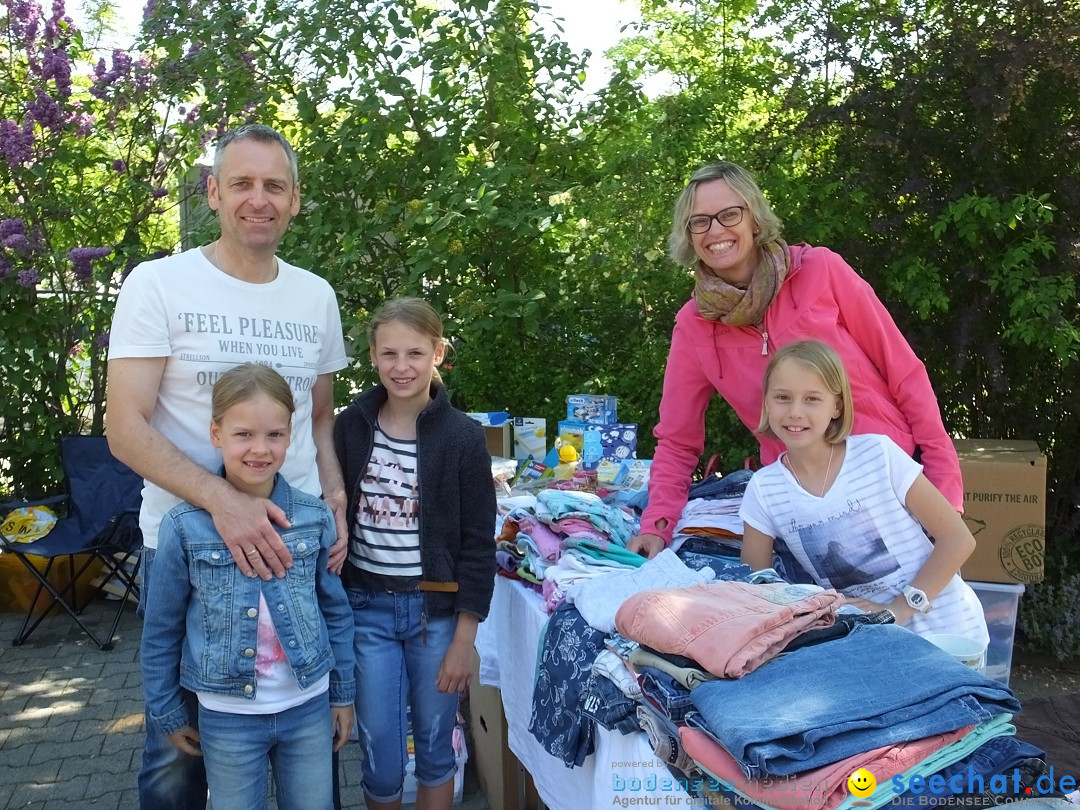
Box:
[475,575,703,810]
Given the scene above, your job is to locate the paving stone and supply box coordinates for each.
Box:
[27,736,102,765]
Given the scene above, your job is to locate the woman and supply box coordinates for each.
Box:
[628,161,961,559]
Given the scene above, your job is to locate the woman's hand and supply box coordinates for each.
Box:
[627,533,665,559]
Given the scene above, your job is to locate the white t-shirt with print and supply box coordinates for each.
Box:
[108,247,347,547]
[740,433,988,644]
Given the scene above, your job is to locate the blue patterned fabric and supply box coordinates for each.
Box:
[528,603,607,767]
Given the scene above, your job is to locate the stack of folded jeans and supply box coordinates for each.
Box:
[685,623,1021,779]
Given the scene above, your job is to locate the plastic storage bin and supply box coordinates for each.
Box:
[969,580,1024,685]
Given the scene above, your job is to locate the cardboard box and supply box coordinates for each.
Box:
[468,652,540,810]
[466,413,514,459]
[512,417,547,461]
[955,439,1046,584]
[566,394,618,425]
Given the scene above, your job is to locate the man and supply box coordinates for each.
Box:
[107,124,348,810]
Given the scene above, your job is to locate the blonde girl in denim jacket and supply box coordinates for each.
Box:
[141,364,355,810]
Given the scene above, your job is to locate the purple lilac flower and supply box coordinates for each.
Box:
[94,57,107,79]
[42,48,72,97]
[27,90,64,131]
[95,330,111,348]
[0,120,35,168]
[134,65,153,93]
[151,187,168,199]
[4,234,31,252]
[113,159,127,173]
[68,246,111,280]
[10,1,42,50]
[0,256,11,277]
[43,0,69,46]
[69,111,93,136]
[17,268,40,287]
[142,0,155,19]
[111,50,132,76]
[0,219,25,240]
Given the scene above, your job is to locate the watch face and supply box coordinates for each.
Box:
[905,587,929,612]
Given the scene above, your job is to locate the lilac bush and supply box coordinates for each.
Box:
[0,0,234,495]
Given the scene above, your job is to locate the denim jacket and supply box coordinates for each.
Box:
[141,475,355,737]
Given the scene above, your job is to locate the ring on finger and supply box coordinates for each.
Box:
[245,548,259,557]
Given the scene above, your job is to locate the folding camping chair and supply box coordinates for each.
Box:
[0,435,143,650]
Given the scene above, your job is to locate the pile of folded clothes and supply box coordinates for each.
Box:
[526,544,1054,805]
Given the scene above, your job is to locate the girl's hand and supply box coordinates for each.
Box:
[167,726,202,756]
[845,596,915,624]
[331,705,355,752]
[436,638,473,694]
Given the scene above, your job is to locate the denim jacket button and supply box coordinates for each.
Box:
[296,542,307,553]
[244,684,254,695]
[277,603,285,612]
[288,639,296,647]
[211,551,221,560]
[246,608,257,619]
[243,648,255,657]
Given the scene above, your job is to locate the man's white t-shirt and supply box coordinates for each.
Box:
[108,247,347,548]
[740,433,988,644]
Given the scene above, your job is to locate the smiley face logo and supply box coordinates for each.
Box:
[848,768,876,798]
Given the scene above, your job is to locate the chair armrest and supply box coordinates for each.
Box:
[0,493,68,511]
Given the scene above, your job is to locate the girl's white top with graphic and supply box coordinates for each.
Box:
[198,593,328,715]
[351,426,422,578]
[740,433,988,644]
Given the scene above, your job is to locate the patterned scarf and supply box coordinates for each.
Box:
[693,239,791,326]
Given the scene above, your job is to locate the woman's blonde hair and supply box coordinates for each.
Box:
[211,363,295,424]
[668,161,784,267]
[368,297,448,383]
[757,340,854,444]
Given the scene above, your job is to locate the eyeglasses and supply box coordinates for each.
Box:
[686,206,747,234]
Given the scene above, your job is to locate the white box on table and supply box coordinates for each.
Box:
[969,580,1024,686]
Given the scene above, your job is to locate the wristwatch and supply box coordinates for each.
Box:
[902,585,932,614]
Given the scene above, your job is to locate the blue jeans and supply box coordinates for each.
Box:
[348,588,459,802]
[198,695,333,810]
[580,671,640,734]
[138,547,208,810]
[638,665,694,724]
[688,623,1020,777]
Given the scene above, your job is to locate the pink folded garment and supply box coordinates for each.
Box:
[680,724,974,809]
[614,581,843,678]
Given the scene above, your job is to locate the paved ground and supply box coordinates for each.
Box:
[0,599,490,810]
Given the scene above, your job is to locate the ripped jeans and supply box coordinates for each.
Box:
[348,588,459,803]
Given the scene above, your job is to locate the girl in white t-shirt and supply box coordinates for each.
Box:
[739,340,988,643]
